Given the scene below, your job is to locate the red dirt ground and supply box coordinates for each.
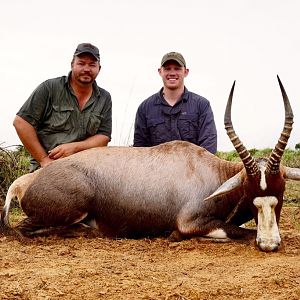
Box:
[0,207,299,300]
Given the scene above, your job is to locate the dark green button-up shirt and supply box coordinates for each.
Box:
[17,73,112,170]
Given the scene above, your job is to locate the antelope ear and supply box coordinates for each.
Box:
[283,166,300,180]
[204,171,244,201]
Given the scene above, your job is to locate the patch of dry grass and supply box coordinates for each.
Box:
[0,144,30,205]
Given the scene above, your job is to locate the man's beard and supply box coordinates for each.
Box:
[78,73,94,84]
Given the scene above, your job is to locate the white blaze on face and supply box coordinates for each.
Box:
[259,165,267,190]
[253,196,281,252]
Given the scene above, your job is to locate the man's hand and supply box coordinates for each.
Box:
[48,143,78,160]
[40,156,55,168]
[48,135,109,160]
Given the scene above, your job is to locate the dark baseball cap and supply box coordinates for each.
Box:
[161,52,186,68]
[74,43,100,61]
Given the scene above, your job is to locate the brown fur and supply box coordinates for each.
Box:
[1,141,299,253]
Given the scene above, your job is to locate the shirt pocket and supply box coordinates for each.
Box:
[48,105,73,132]
[178,113,199,141]
[87,111,103,135]
[147,117,168,145]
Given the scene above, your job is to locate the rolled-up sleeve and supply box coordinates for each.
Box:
[16,82,50,128]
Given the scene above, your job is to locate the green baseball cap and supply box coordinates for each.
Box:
[161,52,186,68]
[74,43,100,61]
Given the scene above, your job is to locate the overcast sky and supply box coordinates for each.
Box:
[1,0,300,151]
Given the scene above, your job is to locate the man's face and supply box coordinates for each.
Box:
[158,61,189,90]
[71,54,100,85]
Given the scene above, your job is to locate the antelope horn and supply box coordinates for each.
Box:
[224,81,259,176]
[265,75,294,174]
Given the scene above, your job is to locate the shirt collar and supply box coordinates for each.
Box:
[155,87,189,105]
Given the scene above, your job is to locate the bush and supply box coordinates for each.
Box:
[0,144,30,204]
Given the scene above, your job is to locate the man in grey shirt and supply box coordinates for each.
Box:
[14,43,112,171]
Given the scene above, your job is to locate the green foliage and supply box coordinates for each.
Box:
[281,149,300,168]
[248,148,273,158]
[217,148,300,168]
[216,149,273,162]
[0,144,30,204]
[216,150,241,162]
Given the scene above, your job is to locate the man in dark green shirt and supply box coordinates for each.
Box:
[14,43,112,171]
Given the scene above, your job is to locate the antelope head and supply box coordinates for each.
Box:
[206,76,300,252]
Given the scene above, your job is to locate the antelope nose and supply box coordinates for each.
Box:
[258,241,280,252]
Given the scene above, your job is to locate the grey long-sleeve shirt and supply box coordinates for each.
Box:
[133,87,217,153]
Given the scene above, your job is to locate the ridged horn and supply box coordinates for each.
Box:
[265,75,294,175]
[224,81,259,176]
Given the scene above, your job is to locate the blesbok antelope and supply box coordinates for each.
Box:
[1,76,300,252]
